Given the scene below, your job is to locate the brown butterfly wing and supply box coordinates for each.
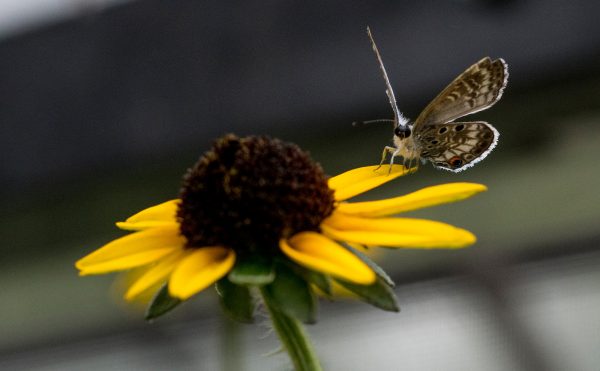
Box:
[417,121,499,172]
[413,58,508,130]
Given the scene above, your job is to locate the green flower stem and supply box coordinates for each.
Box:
[260,288,323,371]
[220,314,243,371]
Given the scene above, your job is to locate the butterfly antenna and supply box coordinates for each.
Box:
[352,119,395,127]
[366,27,409,127]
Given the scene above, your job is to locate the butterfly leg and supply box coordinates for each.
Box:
[408,156,419,174]
[375,146,396,171]
[413,157,420,173]
[402,152,420,174]
[387,147,401,175]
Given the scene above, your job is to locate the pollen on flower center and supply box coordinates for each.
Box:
[178,134,335,253]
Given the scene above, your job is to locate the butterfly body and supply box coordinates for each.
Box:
[366,28,508,172]
[391,124,418,160]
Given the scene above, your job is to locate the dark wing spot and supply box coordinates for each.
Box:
[483,132,493,139]
[454,124,465,132]
[431,140,439,145]
[449,156,463,168]
[438,127,448,134]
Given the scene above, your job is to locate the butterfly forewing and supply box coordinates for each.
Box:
[413,58,508,130]
[417,121,499,172]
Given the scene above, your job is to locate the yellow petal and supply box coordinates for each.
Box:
[321,213,476,248]
[328,165,409,201]
[326,212,468,235]
[76,225,185,274]
[336,183,487,217]
[280,232,376,285]
[111,267,163,307]
[169,247,235,300]
[116,199,180,231]
[125,250,188,301]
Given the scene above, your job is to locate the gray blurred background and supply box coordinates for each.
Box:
[1,0,600,370]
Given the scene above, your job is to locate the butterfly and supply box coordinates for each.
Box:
[365,27,508,172]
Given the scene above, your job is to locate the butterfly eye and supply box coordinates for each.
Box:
[394,126,411,139]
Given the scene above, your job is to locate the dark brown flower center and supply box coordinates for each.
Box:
[177,135,335,253]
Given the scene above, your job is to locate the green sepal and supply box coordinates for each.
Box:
[302,270,332,297]
[341,243,395,287]
[334,276,399,312]
[286,261,332,296]
[215,278,255,323]
[228,254,275,286]
[263,263,318,324]
[145,284,182,321]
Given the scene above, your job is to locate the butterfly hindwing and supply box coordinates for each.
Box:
[417,121,499,172]
[413,58,508,129]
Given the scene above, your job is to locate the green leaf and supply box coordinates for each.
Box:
[228,254,275,286]
[263,263,318,324]
[215,278,255,323]
[341,243,395,287]
[145,284,182,321]
[335,277,399,312]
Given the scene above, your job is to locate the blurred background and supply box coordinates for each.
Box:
[1,0,600,370]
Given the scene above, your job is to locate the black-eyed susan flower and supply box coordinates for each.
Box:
[75,134,486,370]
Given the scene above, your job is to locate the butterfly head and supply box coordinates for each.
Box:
[393,124,412,140]
[391,123,420,164]
[393,123,417,153]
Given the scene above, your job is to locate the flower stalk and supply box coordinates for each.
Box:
[261,287,323,371]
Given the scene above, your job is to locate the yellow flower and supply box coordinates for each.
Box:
[75,135,485,304]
